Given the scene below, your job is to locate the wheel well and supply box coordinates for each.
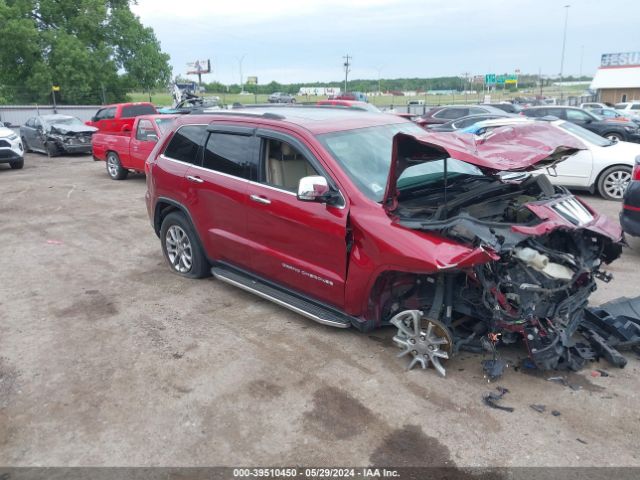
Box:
[594,163,633,191]
[367,271,431,325]
[154,201,181,236]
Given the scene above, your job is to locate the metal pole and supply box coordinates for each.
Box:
[559,4,570,101]
[52,88,57,114]
[343,54,351,93]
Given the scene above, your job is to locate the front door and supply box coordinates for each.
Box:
[245,130,348,308]
[130,118,158,170]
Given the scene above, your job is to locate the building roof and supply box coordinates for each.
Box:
[591,66,640,90]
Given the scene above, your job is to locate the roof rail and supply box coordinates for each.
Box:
[190,110,286,120]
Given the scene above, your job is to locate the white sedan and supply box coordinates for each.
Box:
[466,117,640,200]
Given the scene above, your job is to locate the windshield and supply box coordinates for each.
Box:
[397,159,482,191]
[558,121,613,147]
[317,122,435,201]
[155,117,176,134]
[46,116,83,126]
[358,103,381,113]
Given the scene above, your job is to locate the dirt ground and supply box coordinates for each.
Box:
[1,153,640,469]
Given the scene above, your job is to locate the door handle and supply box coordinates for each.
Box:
[186,175,204,184]
[250,194,271,205]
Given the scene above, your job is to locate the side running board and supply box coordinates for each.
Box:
[211,265,352,328]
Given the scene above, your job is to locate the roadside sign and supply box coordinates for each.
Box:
[52,85,60,91]
[246,76,258,85]
[485,74,496,85]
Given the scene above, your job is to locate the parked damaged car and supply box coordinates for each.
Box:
[20,115,97,156]
[146,108,629,377]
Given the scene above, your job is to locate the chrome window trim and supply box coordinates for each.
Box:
[160,154,251,184]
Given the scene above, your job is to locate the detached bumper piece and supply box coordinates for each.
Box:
[580,296,640,368]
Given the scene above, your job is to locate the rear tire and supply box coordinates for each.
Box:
[106,152,128,180]
[597,165,632,200]
[10,158,24,169]
[160,211,209,278]
[604,132,623,142]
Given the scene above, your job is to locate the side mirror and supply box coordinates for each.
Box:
[585,118,592,124]
[297,176,332,203]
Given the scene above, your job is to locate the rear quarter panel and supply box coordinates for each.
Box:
[92,132,133,165]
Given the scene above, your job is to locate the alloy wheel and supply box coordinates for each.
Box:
[165,225,193,273]
[603,170,631,199]
[107,155,119,178]
[391,310,452,376]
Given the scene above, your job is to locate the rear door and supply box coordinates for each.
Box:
[245,129,348,307]
[183,125,258,269]
[31,117,46,151]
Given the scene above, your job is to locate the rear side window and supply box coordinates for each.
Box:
[632,104,640,110]
[614,103,627,109]
[163,125,206,164]
[202,132,257,180]
[121,104,156,118]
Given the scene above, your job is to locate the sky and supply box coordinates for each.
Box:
[131,0,640,85]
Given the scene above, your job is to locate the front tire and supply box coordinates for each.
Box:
[106,152,128,180]
[160,212,209,278]
[597,165,632,200]
[46,141,61,157]
[10,158,24,169]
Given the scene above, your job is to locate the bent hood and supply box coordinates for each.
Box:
[383,122,585,211]
[48,123,98,135]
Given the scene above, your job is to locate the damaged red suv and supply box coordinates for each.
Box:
[145,107,624,376]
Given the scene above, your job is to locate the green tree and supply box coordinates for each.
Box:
[0,0,171,104]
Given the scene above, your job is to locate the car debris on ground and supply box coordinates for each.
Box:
[482,386,514,412]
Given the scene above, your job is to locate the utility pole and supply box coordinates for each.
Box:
[559,4,570,101]
[375,66,384,95]
[343,54,351,93]
[539,67,543,97]
[461,72,470,103]
[579,44,584,78]
[238,54,246,94]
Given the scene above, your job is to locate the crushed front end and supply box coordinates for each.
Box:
[382,126,632,374]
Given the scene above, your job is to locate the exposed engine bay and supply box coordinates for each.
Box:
[385,171,629,375]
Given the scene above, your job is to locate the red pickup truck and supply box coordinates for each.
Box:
[92,114,177,180]
[86,102,158,133]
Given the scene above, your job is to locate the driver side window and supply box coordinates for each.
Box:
[262,138,318,192]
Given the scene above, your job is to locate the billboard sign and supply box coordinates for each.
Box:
[601,51,640,67]
[187,59,211,75]
[246,76,258,85]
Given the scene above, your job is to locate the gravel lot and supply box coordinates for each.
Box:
[1,153,640,469]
